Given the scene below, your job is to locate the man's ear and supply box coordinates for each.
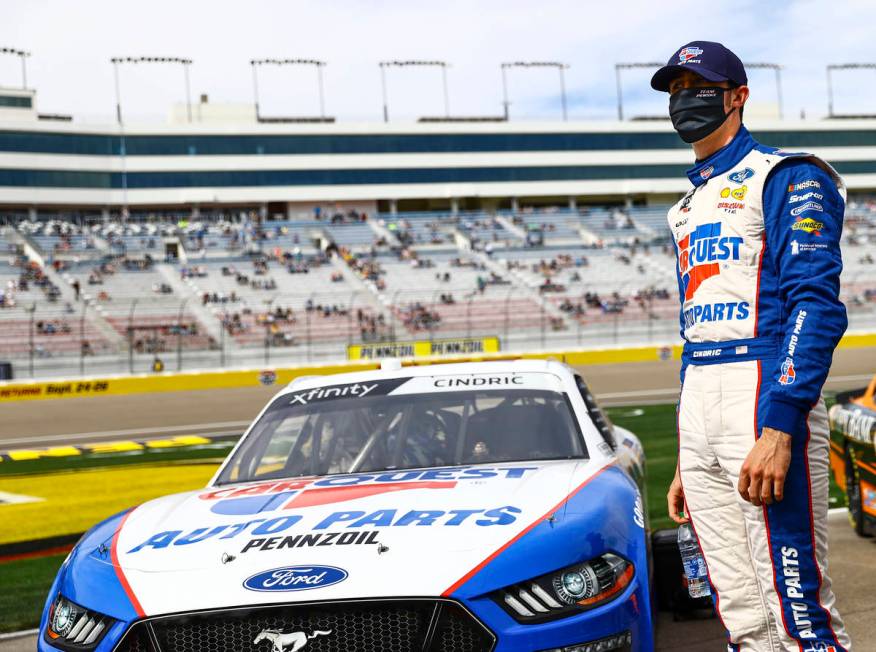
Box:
[730,85,749,110]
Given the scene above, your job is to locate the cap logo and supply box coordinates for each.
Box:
[678,47,703,64]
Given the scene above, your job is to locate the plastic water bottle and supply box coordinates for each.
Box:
[677,523,711,598]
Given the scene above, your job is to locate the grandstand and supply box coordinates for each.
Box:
[1,89,876,377]
[2,196,874,379]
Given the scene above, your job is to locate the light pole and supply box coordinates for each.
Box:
[500,61,570,121]
[614,62,662,121]
[378,60,450,123]
[250,58,327,122]
[745,63,784,119]
[826,63,876,118]
[615,61,783,120]
[109,56,194,125]
[0,47,31,89]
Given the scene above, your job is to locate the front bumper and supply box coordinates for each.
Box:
[40,598,492,652]
[39,580,651,652]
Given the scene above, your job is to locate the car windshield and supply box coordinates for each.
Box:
[216,385,586,485]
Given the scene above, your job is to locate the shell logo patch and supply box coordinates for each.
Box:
[720,186,748,200]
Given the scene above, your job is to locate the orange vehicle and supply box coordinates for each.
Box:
[829,375,876,536]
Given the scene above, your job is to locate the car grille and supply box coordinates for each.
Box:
[114,599,495,652]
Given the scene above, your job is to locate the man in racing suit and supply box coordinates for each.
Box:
[657,41,852,651]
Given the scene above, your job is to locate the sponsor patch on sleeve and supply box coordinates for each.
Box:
[790,240,829,255]
[791,218,824,235]
[787,179,821,192]
[779,357,797,385]
[790,201,823,217]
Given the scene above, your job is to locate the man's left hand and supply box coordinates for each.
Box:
[738,427,792,506]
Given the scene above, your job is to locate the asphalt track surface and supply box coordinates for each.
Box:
[2,348,874,446]
[1,350,874,650]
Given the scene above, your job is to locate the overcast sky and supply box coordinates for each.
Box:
[3,0,876,124]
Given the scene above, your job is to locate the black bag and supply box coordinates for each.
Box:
[652,528,716,621]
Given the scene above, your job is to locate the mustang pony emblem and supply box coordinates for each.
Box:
[254,629,332,652]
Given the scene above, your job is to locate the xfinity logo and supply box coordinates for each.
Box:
[243,565,348,592]
[288,382,379,405]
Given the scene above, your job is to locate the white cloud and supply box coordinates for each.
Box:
[1,0,875,123]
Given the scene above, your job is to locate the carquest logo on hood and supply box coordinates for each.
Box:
[243,565,348,592]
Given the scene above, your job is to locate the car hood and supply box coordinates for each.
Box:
[95,459,608,616]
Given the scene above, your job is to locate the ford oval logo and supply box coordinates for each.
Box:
[243,565,348,592]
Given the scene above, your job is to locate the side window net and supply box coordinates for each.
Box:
[575,375,615,451]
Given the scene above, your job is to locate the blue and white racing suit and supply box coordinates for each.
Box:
[668,126,852,651]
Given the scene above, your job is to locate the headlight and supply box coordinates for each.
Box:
[45,595,114,650]
[540,631,633,652]
[494,553,633,623]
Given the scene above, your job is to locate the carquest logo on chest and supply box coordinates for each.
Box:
[677,222,743,300]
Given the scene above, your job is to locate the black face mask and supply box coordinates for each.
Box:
[669,87,735,144]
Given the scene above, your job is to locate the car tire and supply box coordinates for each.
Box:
[845,445,870,538]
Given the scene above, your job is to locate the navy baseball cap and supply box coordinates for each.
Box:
[650,41,747,92]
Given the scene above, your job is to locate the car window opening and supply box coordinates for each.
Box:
[217,387,587,485]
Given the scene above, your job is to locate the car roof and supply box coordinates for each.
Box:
[279,358,576,397]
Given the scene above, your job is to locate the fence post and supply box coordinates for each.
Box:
[540,303,546,350]
[264,296,276,366]
[346,291,355,347]
[503,287,513,347]
[176,298,188,371]
[127,299,138,374]
[390,289,402,342]
[79,301,88,376]
[430,289,441,349]
[305,292,315,362]
[219,312,226,368]
[28,303,35,378]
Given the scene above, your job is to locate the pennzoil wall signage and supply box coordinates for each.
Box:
[347,336,500,361]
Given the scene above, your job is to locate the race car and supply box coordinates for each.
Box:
[39,359,653,652]
[829,374,876,537]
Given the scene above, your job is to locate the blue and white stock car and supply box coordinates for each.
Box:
[40,359,653,652]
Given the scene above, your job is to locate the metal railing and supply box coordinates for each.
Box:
[3,289,875,380]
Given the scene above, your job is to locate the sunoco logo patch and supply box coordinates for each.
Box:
[792,218,824,235]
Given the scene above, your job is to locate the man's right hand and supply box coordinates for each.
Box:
[667,464,689,524]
